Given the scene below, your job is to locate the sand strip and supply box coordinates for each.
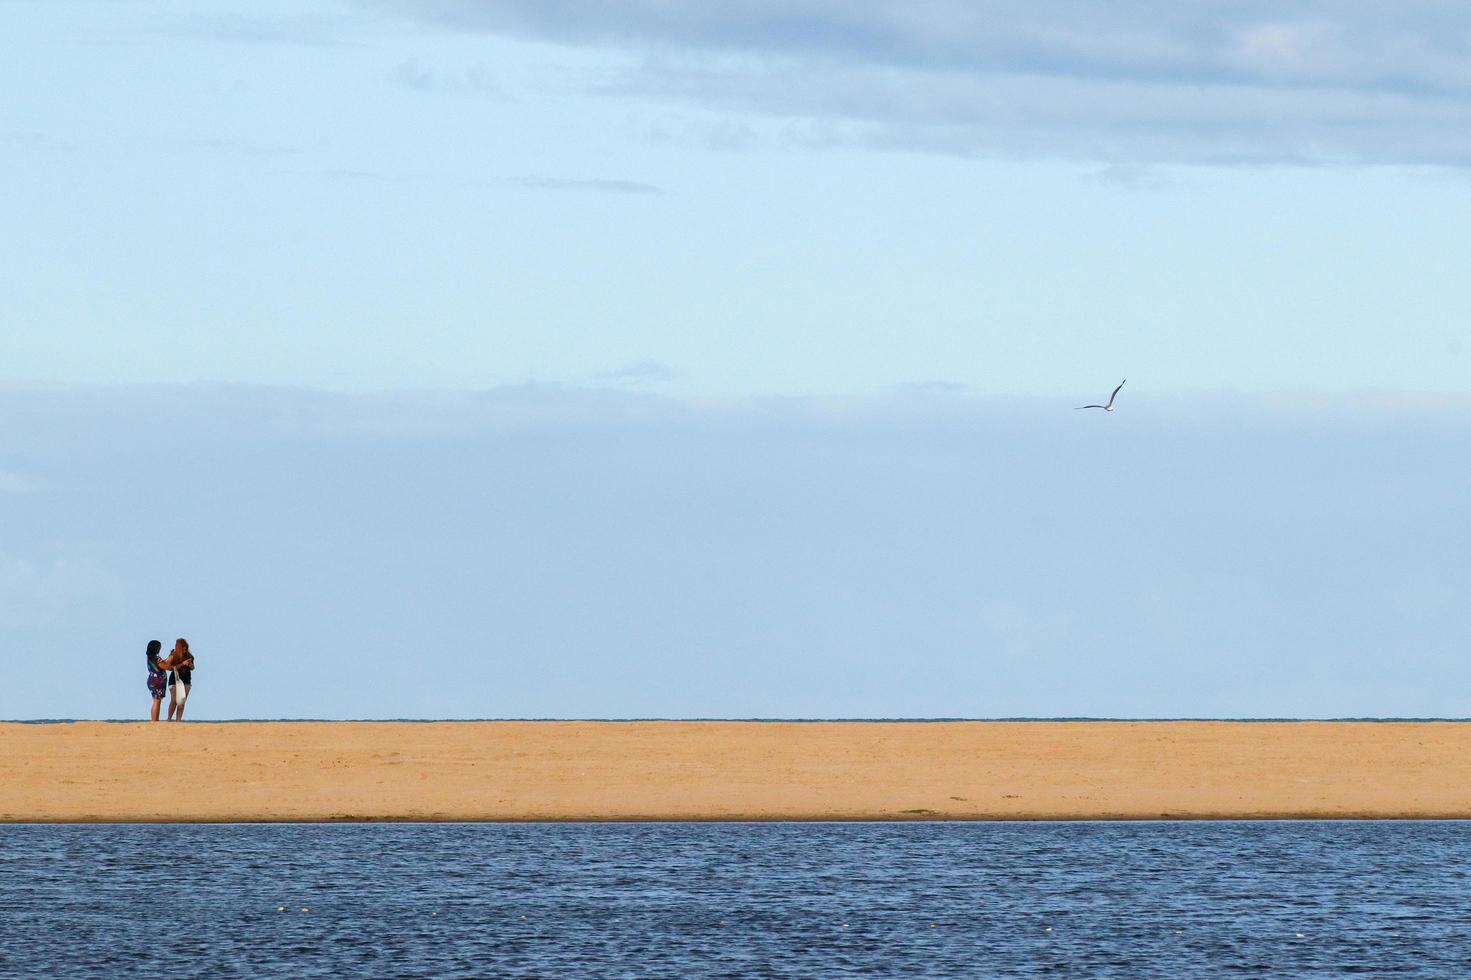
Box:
[3,721,1470,822]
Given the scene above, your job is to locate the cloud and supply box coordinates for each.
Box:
[180,137,302,157]
[1086,164,1172,191]
[511,175,666,194]
[319,168,410,182]
[591,360,678,385]
[362,1,1471,165]
[392,58,502,95]
[283,167,661,192]
[889,380,969,394]
[156,11,356,46]
[638,115,762,152]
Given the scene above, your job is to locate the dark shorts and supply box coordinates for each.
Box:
[147,675,167,700]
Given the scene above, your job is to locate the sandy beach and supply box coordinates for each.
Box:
[3,720,1470,822]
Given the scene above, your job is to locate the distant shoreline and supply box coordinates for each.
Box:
[5,720,1471,823]
[12,717,1471,724]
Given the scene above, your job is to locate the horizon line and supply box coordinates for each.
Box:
[12,717,1471,724]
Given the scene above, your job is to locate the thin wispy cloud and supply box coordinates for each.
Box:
[890,380,969,394]
[319,167,410,182]
[392,58,502,95]
[284,167,661,192]
[512,175,666,195]
[181,137,302,157]
[364,1,1471,165]
[591,360,678,385]
[1087,164,1173,192]
[156,11,356,47]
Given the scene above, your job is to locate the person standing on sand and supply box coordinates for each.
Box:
[156,637,195,721]
[145,640,168,722]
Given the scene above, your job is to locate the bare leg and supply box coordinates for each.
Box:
[150,697,161,722]
[175,686,189,721]
[167,690,178,721]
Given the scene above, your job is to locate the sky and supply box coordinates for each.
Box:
[2,1,1469,718]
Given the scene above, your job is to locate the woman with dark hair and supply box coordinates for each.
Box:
[145,640,167,721]
[157,637,195,721]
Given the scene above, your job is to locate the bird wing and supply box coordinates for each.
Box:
[1105,379,1126,408]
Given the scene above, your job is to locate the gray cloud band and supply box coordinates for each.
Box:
[364,0,1471,165]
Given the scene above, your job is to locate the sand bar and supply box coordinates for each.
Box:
[3,721,1470,822]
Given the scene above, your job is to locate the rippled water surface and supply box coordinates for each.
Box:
[3,822,1470,978]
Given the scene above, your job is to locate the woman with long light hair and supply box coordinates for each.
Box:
[156,637,195,721]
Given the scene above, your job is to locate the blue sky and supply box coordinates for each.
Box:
[2,1,1469,718]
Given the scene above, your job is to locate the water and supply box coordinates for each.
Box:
[3,822,1469,978]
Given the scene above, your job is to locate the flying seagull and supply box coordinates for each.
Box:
[1075,379,1126,411]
